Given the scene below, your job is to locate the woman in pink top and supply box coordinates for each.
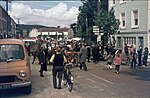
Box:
[114,50,122,73]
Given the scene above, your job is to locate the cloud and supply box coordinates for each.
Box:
[8,2,79,27]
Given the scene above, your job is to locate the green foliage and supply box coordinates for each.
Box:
[70,23,78,36]
[95,8,120,36]
[95,8,120,37]
[77,0,98,41]
[94,8,120,45]
[77,0,119,43]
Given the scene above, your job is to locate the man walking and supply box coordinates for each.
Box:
[86,44,91,62]
[50,46,67,89]
[39,45,48,77]
[79,44,88,71]
[92,44,99,64]
[137,45,143,67]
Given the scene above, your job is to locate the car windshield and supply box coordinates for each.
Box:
[0,44,24,62]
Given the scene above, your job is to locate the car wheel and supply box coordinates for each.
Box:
[22,84,32,94]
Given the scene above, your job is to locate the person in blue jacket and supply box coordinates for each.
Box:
[137,45,143,67]
[143,47,149,67]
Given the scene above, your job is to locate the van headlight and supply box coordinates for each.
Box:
[19,70,26,77]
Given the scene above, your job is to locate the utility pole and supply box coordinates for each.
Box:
[17,18,20,24]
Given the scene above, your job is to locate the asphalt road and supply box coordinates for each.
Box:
[0,58,150,98]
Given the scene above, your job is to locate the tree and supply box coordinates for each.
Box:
[70,23,78,37]
[94,8,120,46]
[77,0,98,41]
[77,12,87,38]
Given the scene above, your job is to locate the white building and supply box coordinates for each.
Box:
[109,0,150,51]
[29,27,74,40]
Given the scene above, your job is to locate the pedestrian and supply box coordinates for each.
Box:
[92,44,99,64]
[131,48,137,68]
[79,44,88,71]
[48,47,56,65]
[130,45,134,55]
[137,45,143,67]
[86,44,91,62]
[38,45,48,77]
[105,52,114,69]
[143,47,149,67]
[32,48,39,64]
[25,42,31,56]
[50,46,67,89]
[124,43,129,56]
[113,50,122,73]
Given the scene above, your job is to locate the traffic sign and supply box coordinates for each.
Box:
[93,26,99,35]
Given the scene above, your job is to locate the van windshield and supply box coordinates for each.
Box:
[0,44,25,62]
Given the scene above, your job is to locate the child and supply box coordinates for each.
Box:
[131,48,137,68]
[113,50,122,73]
[106,52,114,69]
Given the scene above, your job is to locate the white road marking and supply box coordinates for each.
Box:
[76,67,114,85]
[91,74,114,85]
[86,78,96,83]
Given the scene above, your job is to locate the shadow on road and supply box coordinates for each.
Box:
[121,67,150,81]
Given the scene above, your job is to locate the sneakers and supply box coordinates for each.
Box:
[40,74,44,77]
[142,65,146,68]
[57,87,62,89]
[108,65,113,70]
[54,86,57,89]
[115,70,119,74]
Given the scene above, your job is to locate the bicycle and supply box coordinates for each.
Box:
[63,62,74,92]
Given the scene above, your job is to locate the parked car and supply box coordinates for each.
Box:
[0,39,32,94]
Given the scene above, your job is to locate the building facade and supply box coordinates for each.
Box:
[0,5,17,39]
[29,27,74,41]
[109,0,150,51]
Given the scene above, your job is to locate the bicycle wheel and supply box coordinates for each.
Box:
[68,74,73,92]
[68,83,73,92]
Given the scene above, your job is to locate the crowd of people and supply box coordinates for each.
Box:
[26,40,149,89]
[105,43,149,73]
[29,41,102,89]
[124,44,149,68]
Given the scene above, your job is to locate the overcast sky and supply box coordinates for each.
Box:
[0,1,83,27]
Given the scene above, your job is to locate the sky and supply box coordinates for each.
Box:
[0,1,83,27]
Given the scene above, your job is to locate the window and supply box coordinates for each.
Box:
[117,37,121,47]
[124,37,136,45]
[120,12,126,28]
[131,9,139,28]
[0,44,24,62]
[138,37,143,48]
[113,0,115,4]
[134,11,138,25]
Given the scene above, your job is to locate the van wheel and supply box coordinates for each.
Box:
[22,84,32,94]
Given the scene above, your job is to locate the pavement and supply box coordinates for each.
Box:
[0,57,150,98]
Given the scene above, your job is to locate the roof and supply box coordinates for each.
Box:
[37,27,71,33]
[0,39,24,45]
